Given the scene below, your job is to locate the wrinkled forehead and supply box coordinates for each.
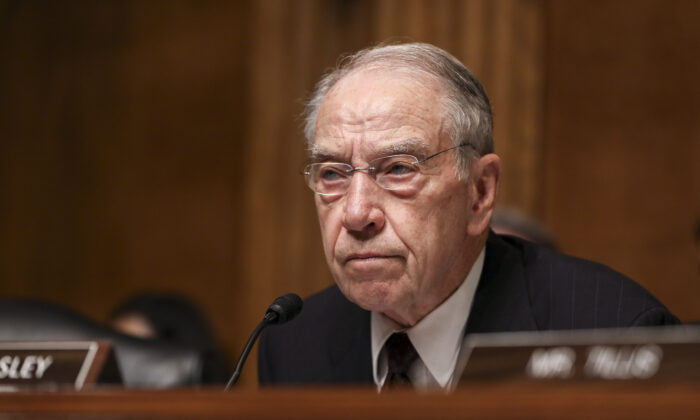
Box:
[311,68,448,161]
[319,66,445,121]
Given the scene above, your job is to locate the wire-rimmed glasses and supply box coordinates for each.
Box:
[302,143,472,196]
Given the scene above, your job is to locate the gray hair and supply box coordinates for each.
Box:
[303,42,493,176]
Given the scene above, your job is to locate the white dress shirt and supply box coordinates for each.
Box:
[371,248,485,391]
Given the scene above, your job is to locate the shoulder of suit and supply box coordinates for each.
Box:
[491,232,666,307]
[495,233,631,281]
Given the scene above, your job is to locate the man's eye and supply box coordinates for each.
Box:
[385,162,416,176]
[319,167,345,181]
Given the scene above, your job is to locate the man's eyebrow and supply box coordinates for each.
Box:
[307,146,338,162]
[307,138,431,162]
[379,138,431,157]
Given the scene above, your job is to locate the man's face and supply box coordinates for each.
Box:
[312,69,478,326]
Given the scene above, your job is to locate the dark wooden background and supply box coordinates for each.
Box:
[1,0,698,386]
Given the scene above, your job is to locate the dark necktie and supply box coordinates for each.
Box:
[384,332,419,387]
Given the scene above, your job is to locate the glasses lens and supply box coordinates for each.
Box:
[373,155,420,190]
[303,156,423,195]
[307,163,352,195]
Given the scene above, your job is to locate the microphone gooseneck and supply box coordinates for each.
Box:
[224,293,302,390]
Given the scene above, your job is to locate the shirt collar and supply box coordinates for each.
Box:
[371,247,485,388]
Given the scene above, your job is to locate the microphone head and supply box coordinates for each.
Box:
[265,293,303,324]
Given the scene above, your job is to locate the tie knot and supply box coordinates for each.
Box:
[384,332,418,387]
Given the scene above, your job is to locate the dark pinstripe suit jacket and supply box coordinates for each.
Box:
[258,232,679,385]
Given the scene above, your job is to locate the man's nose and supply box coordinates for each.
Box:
[342,172,385,235]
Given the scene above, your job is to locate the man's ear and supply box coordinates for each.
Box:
[466,153,501,236]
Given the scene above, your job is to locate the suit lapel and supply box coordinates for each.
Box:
[465,232,539,334]
[325,293,373,383]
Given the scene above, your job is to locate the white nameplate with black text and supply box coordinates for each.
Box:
[457,326,700,383]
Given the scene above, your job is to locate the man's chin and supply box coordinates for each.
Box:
[337,280,401,313]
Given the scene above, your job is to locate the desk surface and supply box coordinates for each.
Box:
[1,382,698,419]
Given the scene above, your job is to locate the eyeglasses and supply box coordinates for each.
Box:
[302,143,472,196]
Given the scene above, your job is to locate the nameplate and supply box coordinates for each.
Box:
[458,326,700,382]
[0,341,121,391]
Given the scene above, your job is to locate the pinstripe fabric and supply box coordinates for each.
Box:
[465,232,679,334]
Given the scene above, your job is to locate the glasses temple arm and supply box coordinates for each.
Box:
[416,143,473,164]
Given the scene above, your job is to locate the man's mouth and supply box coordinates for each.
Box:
[344,253,401,264]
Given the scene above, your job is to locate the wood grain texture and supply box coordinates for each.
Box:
[542,0,700,321]
[0,384,699,419]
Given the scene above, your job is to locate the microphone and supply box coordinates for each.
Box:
[224,293,302,390]
[265,293,303,324]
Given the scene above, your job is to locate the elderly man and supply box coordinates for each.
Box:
[258,43,678,390]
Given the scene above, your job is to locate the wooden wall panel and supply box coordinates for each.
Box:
[0,0,250,376]
[542,0,700,320]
